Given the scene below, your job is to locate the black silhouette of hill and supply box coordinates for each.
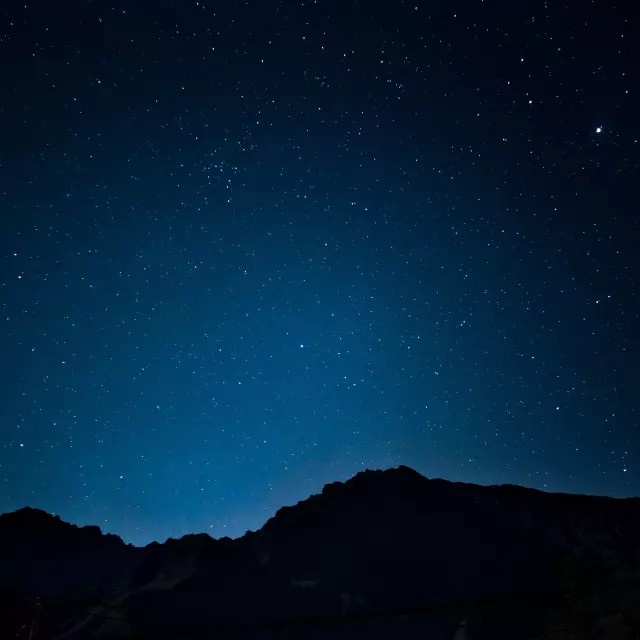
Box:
[3,466,640,639]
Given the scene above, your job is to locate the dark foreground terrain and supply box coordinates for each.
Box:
[3,466,640,639]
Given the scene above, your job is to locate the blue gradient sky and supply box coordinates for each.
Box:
[0,0,637,545]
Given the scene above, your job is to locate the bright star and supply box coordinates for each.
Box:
[596,126,602,133]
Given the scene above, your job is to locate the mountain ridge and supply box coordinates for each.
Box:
[5,465,639,547]
[4,466,640,639]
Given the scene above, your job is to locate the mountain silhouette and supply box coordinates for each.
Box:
[3,466,640,639]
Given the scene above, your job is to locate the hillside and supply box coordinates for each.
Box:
[3,466,640,639]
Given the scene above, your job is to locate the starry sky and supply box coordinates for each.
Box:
[0,0,637,546]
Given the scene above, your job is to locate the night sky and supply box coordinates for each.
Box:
[1,0,637,546]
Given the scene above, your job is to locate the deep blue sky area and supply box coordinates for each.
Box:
[0,0,638,546]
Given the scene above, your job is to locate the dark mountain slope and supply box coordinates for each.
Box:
[0,507,144,637]
[0,507,138,596]
[3,467,640,639]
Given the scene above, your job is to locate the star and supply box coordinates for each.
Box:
[0,0,634,548]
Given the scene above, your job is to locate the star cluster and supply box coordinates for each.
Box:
[0,0,637,545]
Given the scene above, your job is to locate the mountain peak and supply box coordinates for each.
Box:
[0,505,127,547]
[0,506,66,531]
[3,469,640,638]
